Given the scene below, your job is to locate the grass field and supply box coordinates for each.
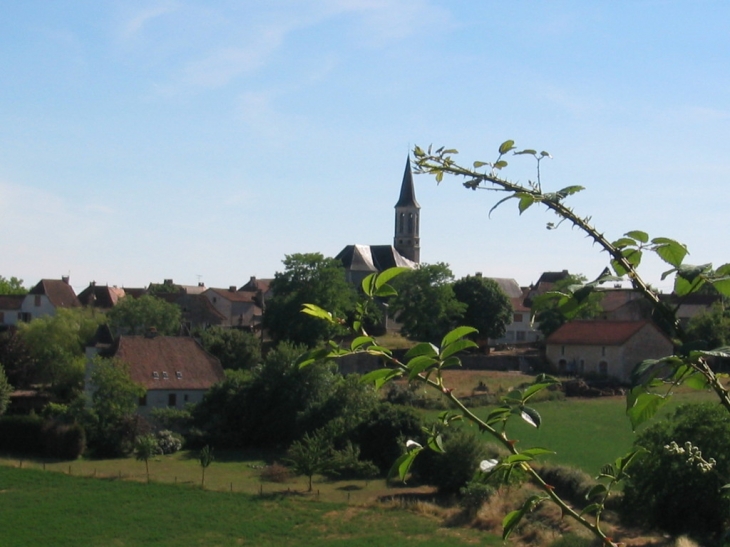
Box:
[0,466,498,547]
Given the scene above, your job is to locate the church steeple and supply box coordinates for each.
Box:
[394,156,420,263]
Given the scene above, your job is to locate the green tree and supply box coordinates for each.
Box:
[196,326,261,370]
[198,445,214,487]
[19,307,105,399]
[389,263,466,343]
[134,434,159,483]
[452,275,513,341]
[0,363,12,416]
[107,294,181,336]
[0,330,34,388]
[621,403,730,542]
[685,303,730,349]
[84,356,146,457]
[0,276,27,294]
[264,253,356,346]
[530,274,604,338]
[285,429,334,492]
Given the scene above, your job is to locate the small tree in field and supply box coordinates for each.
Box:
[199,445,214,488]
[134,434,159,483]
[285,429,334,492]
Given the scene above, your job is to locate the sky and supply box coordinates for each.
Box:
[1,1,728,294]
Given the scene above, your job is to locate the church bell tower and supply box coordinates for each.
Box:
[393,156,420,263]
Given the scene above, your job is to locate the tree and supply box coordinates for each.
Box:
[530,274,604,338]
[389,263,466,343]
[0,330,34,389]
[18,307,105,399]
[134,434,159,483]
[264,253,356,346]
[0,276,27,295]
[452,275,513,341]
[198,445,214,488]
[84,356,146,457]
[685,303,730,349]
[196,326,261,370]
[285,429,334,492]
[621,403,730,541]
[0,363,12,416]
[107,294,181,336]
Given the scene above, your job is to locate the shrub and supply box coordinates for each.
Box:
[536,464,596,508]
[260,462,291,483]
[0,415,84,459]
[327,442,379,480]
[621,403,730,541]
[459,481,496,514]
[414,428,489,494]
[42,421,86,460]
[155,430,183,455]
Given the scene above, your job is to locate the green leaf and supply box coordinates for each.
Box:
[540,151,552,158]
[586,484,607,500]
[520,447,555,458]
[612,237,637,249]
[440,356,463,369]
[441,326,479,348]
[440,339,478,360]
[711,276,730,297]
[683,373,709,390]
[361,273,377,297]
[442,149,458,154]
[473,161,488,168]
[614,448,646,477]
[494,160,508,169]
[520,406,542,428]
[627,392,668,431]
[625,230,649,243]
[488,194,516,218]
[652,237,688,267]
[518,194,535,214]
[360,368,402,390]
[373,285,398,298]
[505,453,534,464]
[514,149,537,156]
[486,406,511,425]
[427,434,445,453]
[405,342,439,359]
[351,336,374,351]
[522,382,555,403]
[555,185,585,198]
[502,510,523,540]
[579,503,602,516]
[407,355,438,380]
[498,140,516,155]
[365,345,392,356]
[388,448,421,482]
[375,267,409,290]
[300,303,336,323]
[295,348,331,368]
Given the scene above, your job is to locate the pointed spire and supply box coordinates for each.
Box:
[394,156,420,208]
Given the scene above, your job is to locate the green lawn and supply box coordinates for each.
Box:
[0,466,497,547]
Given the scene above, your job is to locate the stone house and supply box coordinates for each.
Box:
[202,287,262,329]
[87,333,225,414]
[545,320,673,382]
[19,277,80,323]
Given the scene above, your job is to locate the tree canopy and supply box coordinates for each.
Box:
[452,275,513,341]
[107,294,181,336]
[264,253,356,346]
[530,274,604,337]
[390,263,465,343]
[196,326,261,370]
[0,276,27,295]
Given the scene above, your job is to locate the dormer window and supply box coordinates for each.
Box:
[152,372,159,380]
[162,372,169,379]
[176,371,182,379]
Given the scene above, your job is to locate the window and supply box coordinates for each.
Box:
[34,295,41,307]
[558,359,567,373]
[152,372,159,380]
[513,313,523,323]
[408,213,413,234]
[599,361,608,376]
[162,372,169,379]
[139,394,147,406]
[168,393,177,407]
[0,312,4,323]
[516,330,526,341]
[601,346,606,357]
[561,345,565,356]
[399,213,405,234]
[184,394,189,402]
[176,371,182,379]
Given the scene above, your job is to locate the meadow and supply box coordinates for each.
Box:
[0,466,497,547]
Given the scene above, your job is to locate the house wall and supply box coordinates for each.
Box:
[137,389,207,414]
[20,294,55,321]
[619,324,673,381]
[546,343,622,377]
[490,311,541,345]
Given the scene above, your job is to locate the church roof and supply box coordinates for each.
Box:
[394,157,420,208]
[336,244,417,273]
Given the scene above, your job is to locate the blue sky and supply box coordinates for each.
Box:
[1,1,728,293]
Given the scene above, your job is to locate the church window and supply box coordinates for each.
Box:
[399,213,405,234]
[408,213,413,234]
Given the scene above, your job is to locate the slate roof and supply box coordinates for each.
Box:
[336,244,417,273]
[110,335,225,391]
[239,277,273,294]
[546,320,665,346]
[0,295,24,310]
[28,279,80,308]
[207,288,259,303]
[394,157,420,208]
[487,277,524,299]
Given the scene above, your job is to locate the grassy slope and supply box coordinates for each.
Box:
[0,466,497,547]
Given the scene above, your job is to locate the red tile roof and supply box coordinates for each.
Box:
[207,288,258,303]
[29,279,80,308]
[546,320,659,346]
[0,295,24,310]
[113,336,225,390]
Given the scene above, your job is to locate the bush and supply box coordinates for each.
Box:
[327,442,379,480]
[155,430,183,455]
[42,421,85,460]
[260,462,291,483]
[0,415,84,459]
[459,481,495,514]
[414,428,490,494]
[621,403,730,541]
[537,464,596,508]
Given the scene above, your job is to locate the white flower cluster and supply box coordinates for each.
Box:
[664,441,717,473]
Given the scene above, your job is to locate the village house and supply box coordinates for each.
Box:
[202,286,262,330]
[0,277,81,328]
[86,331,225,414]
[545,320,673,382]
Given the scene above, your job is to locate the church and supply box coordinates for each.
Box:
[336,157,421,285]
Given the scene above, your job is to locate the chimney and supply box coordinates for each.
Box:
[475,272,483,278]
[229,285,236,292]
[164,279,173,285]
[198,282,205,287]
[145,327,158,339]
[61,275,70,284]
[90,281,96,287]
